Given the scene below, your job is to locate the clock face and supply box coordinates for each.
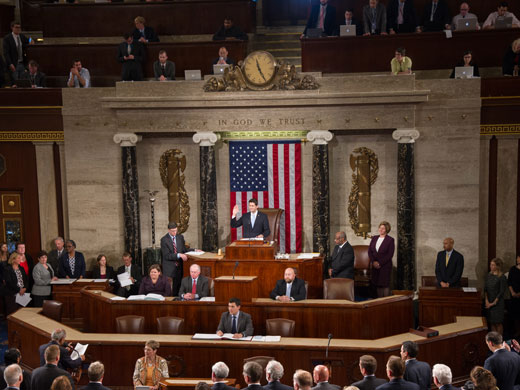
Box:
[242,51,277,86]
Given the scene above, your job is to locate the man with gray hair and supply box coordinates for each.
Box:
[80,361,111,390]
[38,328,84,369]
[265,360,292,390]
[47,237,65,272]
[3,364,23,389]
[242,362,263,390]
[179,264,210,300]
[432,364,455,390]
[294,370,313,390]
[212,362,234,390]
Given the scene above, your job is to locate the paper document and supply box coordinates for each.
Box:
[297,253,320,259]
[199,297,215,302]
[463,287,477,292]
[70,342,88,360]
[186,251,205,256]
[252,335,281,342]
[51,278,76,284]
[239,237,263,241]
[192,333,253,341]
[110,296,126,301]
[93,279,109,283]
[127,293,165,301]
[16,293,32,307]
[117,272,133,287]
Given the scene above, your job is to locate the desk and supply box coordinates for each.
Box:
[81,289,414,339]
[8,308,488,388]
[159,378,237,390]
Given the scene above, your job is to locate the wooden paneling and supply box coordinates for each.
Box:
[0,5,15,35]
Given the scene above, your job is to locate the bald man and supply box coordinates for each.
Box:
[435,238,464,288]
[179,264,210,300]
[270,268,307,301]
[312,366,340,390]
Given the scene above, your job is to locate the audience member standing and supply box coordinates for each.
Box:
[328,231,355,280]
[80,361,111,390]
[421,0,451,31]
[302,0,337,37]
[376,356,420,390]
[47,237,65,273]
[3,21,31,84]
[132,16,159,43]
[211,362,235,390]
[264,361,293,390]
[369,221,395,297]
[483,332,520,390]
[363,0,387,35]
[117,33,145,81]
[58,239,86,279]
[485,258,507,335]
[434,237,464,287]
[312,365,340,390]
[432,364,456,390]
[387,0,419,34]
[31,345,74,390]
[32,250,58,307]
[4,252,29,315]
[400,341,431,390]
[0,349,31,390]
[351,355,387,390]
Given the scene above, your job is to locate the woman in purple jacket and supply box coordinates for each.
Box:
[368,221,395,297]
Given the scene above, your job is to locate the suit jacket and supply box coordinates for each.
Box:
[80,382,112,390]
[160,233,187,279]
[32,262,55,296]
[213,382,236,390]
[329,242,355,279]
[19,71,47,87]
[368,235,395,287]
[139,274,172,296]
[58,251,86,279]
[270,277,306,301]
[387,0,418,33]
[351,376,387,390]
[435,249,464,287]
[213,25,248,41]
[421,0,451,31]
[39,340,82,370]
[91,265,115,280]
[132,26,159,42]
[242,384,263,390]
[47,249,65,274]
[312,382,340,390]
[264,381,293,390]
[117,41,145,64]
[31,364,75,390]
[231,211,270,238]
[363,3,387,34]
[3,33,29,67]
[4,265,28,295]
[483,348,520,390]
[375,379,420,390]
[304,3,337,36]
[403,359,431,390]
[179,274,210,298]
[153,60,175,80]
[217,310,254,337]
[116,263,143,290]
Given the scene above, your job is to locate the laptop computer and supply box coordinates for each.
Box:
[456,18,478,31]
[340,25,356,36]
[495,16,513,29]
[306,28,323,38]
[213,64,230,75]
[14,79,32,88]
[184,70,202,80]
[454,66,474,79]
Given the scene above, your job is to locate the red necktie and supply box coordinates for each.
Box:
[318,6,325,29]
[172,236,177,253]
[192,279,197,294]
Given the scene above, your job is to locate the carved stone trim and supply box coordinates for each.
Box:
[113,133,142,147]
[192,132,219,146]
[392,129,420,144]
[307,130,333,145]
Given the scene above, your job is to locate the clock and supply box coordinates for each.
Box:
[242,51,277,90]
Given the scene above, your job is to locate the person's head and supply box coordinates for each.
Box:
[359,355,377,376]
[443,238,454,251]
[463,50,473,65]
[400,340,418,360]
[10,21,21,35]
[88,361,105,382]
[369,0,378,9]
[386,356,405,379]
[248,198,259,213]
[489,258,503,274]
[8,252,22,266]
[319,0,328,5]
[212,361,230,381]
[3,364,23,387]
[218,47,229,58]
[45,345,60,364]
[223,18,233,30]
[485,331,503,350]
[344,387,360,390]
[65,239,76,253]
[168,222,178,236]
[0,242,7,253]
[497,2,508,16]
[71,60,83,71]
[37,250,48,264]
[512,38,520,53]
[4,348,21,366]
[54,237,65,251]
[432,364,452,388]
[312,365,330,384]
[196,382,212,390]
[144,340,160,359]
[378,221,391,236]
[51,328,67,344]
[293,370,313,390]
[97,254,107,267]
[158,50,168,64]
[190,264,201,279]
[334,231,347,246]
[149,264,162,279]
[394,48,406,62]
[51,375,72,390]
[470,366,496,390]
[284,267,296,284]
[459,2,470,16]
[228,297,241,315]
[266,360,284,382]
[124,32,133,44]
[243,361,263,384]
[15,242,25,254]
[345,9,353,20]
[134,16,146,29]
[122,251,132,266]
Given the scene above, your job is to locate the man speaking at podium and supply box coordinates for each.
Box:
[231,198,270,238]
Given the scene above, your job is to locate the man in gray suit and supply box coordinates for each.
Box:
[312,365,340,390]
[179,264,210,300]
[351,355,387,390]
[363,0,388,35]
[153,50,175,81]
[160,222,187,296]
[216,297,253,338]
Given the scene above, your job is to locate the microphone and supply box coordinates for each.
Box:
[232,261,239,280]
[326,333,333,358]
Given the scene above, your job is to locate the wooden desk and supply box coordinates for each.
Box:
[225,240,276,260]
[159,378,236,390]
[81,289,414,339]
[418,287,482,327]
[8,308,488,388]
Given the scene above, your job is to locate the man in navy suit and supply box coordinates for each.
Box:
[401,341,431,390]
[435,238,464,288]
[264,360,292,390]
[432,364,457,390]
[31,345,74,390]
[117,33,144,81]
[231,198,270,239]
[484,332,520,390]
[387,0,420,33]
[217,297,254,338]
[420,0,451,32]
[328,231,355,279]
[160,222,187,296]
[3,21,31,84]
[375,356,420,390]
[80,361,111,390]
[39,329,84,369]
[242,362,263,390]
[312,365,340,390]
[211,362,235,390]
[351,355,387,390]
[132,16,159,43]
[270,268,306,301]
[3,364,23,390]
[302,0,337,37]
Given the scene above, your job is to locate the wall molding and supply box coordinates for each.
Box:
[0,131,64,142]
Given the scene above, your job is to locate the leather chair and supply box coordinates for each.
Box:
[353,245,371,287]
[421,276,469,287]
[266,318,295,337]
[42,300,63,322]
[258,208,283,248]
[115,315,145,334]
[323,278,355,301]
[157,316,185,334]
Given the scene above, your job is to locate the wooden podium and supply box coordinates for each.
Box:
[214,276,258,302]
[225,240,275,260]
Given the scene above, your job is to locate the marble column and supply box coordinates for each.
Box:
[193,132,219,252]
[113,133,143,267]
[307,131,333,272]
[392,129,420,290]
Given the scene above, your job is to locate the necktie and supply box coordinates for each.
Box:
[445,253,449,266]
[231,315,237,333]
[192,279,197,295]
[398,3,404,25]
[172,236,177,254]
[286,283,292,298]
[431,2,437,22]
[251,213,256,227]
[16,35,23,63]
[318,5,325,29]
[127,44,132,56]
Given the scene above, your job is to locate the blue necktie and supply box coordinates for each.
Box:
[231,315,237,333]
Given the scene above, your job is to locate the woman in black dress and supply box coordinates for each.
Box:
[485,257,507,335]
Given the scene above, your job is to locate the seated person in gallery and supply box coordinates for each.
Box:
[435,237,464,288]
[503,38,520,76]
[139,263,172,296]
[115,252,142,297]
[178,264,209,300]
[216,297,254,338]
[91,254,115,280]
[17,60,46,88]
[230,198,270,239]
[449,50,480,78]
[270,267,306,301]
[213,17,248,41]
[483,2,520,29]
[212,47,235,68]
[337,9,362,35]
[451,3,480,30]
[153,50,175,81]
[391,47,412,75]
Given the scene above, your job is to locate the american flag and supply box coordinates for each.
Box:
[229,141,302,253]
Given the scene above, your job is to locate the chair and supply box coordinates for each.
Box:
[421,276,469,287]
[115,315,145,334]
[157,316,185,334]
[353,245,371,287]
[42,300,63,322]
[243,356,275,383]
[323,278,355,301]
[258,208,283,248]
[266,318,295,337]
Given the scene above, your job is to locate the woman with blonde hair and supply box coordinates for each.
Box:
[4,252,29,315]
[484,258,507,335]
[503,38,520,76]
[470,366,496,390]
[133,340,169,389]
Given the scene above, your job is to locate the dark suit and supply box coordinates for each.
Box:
[217,310,254,337]
[0,365,31,390]
[304,3,337,36]
[153,60,175,80]
[242,384,263,390]
[19,70,46,87]
[4,265,29,315]
[31,364,74,390]
[213,383,236,390]
[117,40,144,81]
[47,249,65,274]
[435,249,464,287]
[91,265,115,280]
[39,340,82,370]
[329,242,355,279]
[231,211,270,238]
[403,359,431,390]
[132,26,159,42]
[179,274,210,299]
[351,376,387,390]
[3,33,29,68]
[483,348,520,390]
[387,0,418,33]
[368,235,395,288]
[115,263,142,297]
[80,382,112,390]
[312,382,341,390]
[264,381,293,390]
[421,0,451,32]
[160,233,187,296]
[213,25,248,41]
[270,277,306,301]
[363,3,387,34]
[375,378,420,390]
[58,251,86,279]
